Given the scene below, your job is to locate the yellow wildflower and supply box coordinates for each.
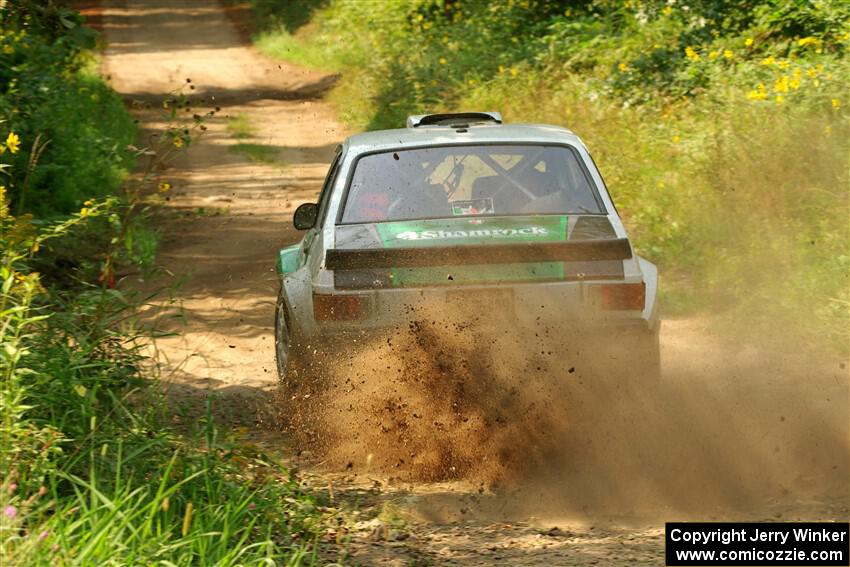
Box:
[797,37,819,47]
[662,6,673,15]
[747,83,768,101]
[708,51,718,60]
[775,95,784,105]
[773,75,789,93]
[510,67,519,77]
[723,49,733,59]
[777,59,789,69]
[173,137,184,148]
[158,182,172,192]
[671,135,681,144]
[618,62,629,72]
[5,132,20,154]
[761,56,775,66]
[789,77,801,90]
[84,199,94,206]
[438,57,447,65]
[79,208,89,217]
[832,99,841,110]
[744,38,754,47]
[806,68,817,78]
[684,46,700,61]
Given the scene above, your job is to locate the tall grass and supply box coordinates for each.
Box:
[3,402,322,565]
[0,186,338,566]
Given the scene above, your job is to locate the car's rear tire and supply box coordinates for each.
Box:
[274,289,302,384]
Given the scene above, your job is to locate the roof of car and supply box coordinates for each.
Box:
[343,123,585,155]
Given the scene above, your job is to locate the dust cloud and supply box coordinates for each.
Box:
[270,302,848,520]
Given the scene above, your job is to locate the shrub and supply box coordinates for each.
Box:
[0,2,136,217]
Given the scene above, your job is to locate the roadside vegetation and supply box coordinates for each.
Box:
[251,0,850,349]
[1,3,345,564]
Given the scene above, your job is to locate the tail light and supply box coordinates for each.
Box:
[596,283,645,311]
[313,293,364,321]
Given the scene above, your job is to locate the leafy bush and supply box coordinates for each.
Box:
[0,2,136,217]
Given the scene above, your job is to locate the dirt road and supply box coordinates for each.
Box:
[99,1,849,564]
[100,0,341,416]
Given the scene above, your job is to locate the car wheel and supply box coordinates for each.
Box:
[274,290,301,382]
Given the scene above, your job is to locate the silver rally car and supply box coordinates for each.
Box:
[275,112,660,380]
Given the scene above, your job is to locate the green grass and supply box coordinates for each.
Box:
[226,115,288,166]
[3,400,328,565]
[226,113,258,139]
[230,142,284,165]
[255,30,344,72]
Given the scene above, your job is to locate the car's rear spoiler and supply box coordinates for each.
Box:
[325,238,632,270]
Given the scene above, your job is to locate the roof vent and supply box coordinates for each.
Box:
[406,112,502,129]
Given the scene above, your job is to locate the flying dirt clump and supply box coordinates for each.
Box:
[272,302,590,484]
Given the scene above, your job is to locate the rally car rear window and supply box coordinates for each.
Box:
[339,144,604,224]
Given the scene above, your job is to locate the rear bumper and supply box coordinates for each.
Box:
[293,279,659,339]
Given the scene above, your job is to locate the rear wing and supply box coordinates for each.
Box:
[406,112,503,128]
[325,238,632,270]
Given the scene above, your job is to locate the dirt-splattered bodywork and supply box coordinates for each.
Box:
[275,115,659,377]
